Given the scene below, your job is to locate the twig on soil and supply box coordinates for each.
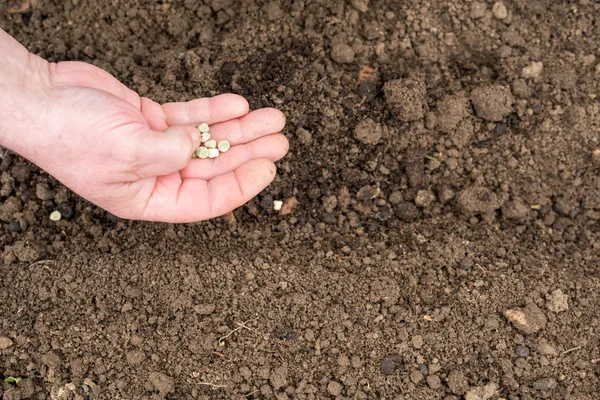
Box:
[562,346,582,355]
[197,382,228,389]
[28,260,56,270]
[245,389,260,397]
[218,319,260,345]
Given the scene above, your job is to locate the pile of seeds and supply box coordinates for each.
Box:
[192,122,230,159]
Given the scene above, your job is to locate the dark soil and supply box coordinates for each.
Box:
[1,1,600,399]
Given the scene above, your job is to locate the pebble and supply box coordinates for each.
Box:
[331,43,355,64]
[350,0,369,12]
[522,62,543,79]
[515,345,530,357]
[532,378,558,391]
[0,336,13,349]
[327,381,343,396]
[381,355,398,375]
[546,289,568,313]
[148,372,175,396]
[412,335,424,349]
[415,190,436,208]
[537,339,558,356]
[410,370,424,384]
[427,374,441,389]
[7,220,21,233]
[492,2,508,19]
[504,303,547,334]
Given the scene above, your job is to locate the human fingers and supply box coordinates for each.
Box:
[179,134,288,180]
[207,108,286,146]
[161,94,249,126]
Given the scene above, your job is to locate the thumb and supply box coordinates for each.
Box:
[137,125,201,178]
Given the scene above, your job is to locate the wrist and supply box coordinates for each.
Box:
[0,29,52,155]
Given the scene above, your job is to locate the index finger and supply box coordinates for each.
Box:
[161,93,250,126]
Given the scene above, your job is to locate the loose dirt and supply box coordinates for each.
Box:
[1,1,599,399]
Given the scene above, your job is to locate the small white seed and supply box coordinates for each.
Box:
[201,132,211,142]
[196,147,209,159]
[191,151,198,158]
[273,200,283,211]
[198,123,210,133]
[218,140,230,152]
[49,211,62,222]
[204,139,217,149]
[208,148,220,158]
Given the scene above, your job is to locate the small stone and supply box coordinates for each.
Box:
[504,303,547,334]
[381,356,397,375]
[7,220,21,233]
[148,372,175,396]
[471,85,514,121]
[208,148,220,158]
[415,190,436,208]
[350,0,369,12]
[515,345,530,357]
[412,335,424,349]
[410,370,424,384]
[522,62,543,79]
[331,43,355,64]
[0,336,13,349]
[427,375,441,389]
[218,140,230,152]
[465,383,499,400]
[196,147,209,159]
[383,78,427,121]
[492,2,508,19]
[49,211,62,222]
[198,123,210,133]
[327,381,343,396]
[354,118,383,145]
[204,139,217,149]
[546,289,568,313]
[447,370,469,395]
[532,378,557,391]
[273,200,283,211]
[537,339,558,356]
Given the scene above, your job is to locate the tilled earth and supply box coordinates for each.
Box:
[1,0,599,399]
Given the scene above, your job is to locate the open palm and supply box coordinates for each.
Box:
[23,61,288,223]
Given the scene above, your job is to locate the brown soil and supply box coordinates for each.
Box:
[1,1,599,399]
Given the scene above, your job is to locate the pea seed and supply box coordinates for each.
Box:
[204,139,217,149]
[198,123,210,133]
[208,148,220,158]
[273,200,283,211]
[196,147,210,159]
[49,211,62,222]
[218,140,230,152]
[201,132,211,142]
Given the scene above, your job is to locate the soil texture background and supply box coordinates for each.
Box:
[1,0,600,399]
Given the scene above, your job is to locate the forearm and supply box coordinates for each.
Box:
[0,28,51,153]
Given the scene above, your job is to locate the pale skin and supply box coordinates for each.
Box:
[0,28,288,223]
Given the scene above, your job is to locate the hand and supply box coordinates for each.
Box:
[0,32,288,223]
